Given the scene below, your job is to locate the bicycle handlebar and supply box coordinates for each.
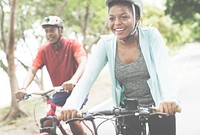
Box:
[31,86,64,96]
[17,86,65,102]
[78,105,181,118]
[57,105,181,123]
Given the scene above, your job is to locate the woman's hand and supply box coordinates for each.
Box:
[59,109,78,121]
[158,101,178,115]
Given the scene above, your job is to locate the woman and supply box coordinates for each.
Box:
[61,0,180,135]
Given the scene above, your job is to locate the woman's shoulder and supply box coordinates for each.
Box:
[139,26,159,33]
[97,34,116,46]
[100,34,115,41]
[139,26,161,40]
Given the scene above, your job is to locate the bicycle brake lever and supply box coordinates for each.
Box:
[17,93,31,103]
[23,93,31,100]
[54,86,72,93]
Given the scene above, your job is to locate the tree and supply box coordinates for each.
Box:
[165,0,200,40]
[63,0,109,53]
[0,0,45,123]
[0,0,108,123]
[141,2,191,47]
[1,0,27,123]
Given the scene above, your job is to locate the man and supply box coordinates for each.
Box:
[15,16,87,135]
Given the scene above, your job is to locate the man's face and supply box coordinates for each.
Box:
[43,26,62,44]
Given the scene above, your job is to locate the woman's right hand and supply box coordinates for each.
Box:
[15,88,26,100]
[58,109,78,121]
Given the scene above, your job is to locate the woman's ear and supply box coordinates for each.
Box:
[136,15,140,22]
[135,15,141,25]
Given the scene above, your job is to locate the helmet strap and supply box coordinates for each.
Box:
[119,4,138,44]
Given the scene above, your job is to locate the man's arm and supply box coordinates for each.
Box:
[15,66,38,99]
[21,66,38,89]
[62,56,87,91]
[71,56,87,82]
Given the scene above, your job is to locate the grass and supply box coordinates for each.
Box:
[0,97,47,134]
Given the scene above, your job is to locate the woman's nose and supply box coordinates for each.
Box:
[115,18,122,25]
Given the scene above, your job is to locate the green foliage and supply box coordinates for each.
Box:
[141,3,177,46]
[63,0,108,47]
[165,0,200,41]
[1,0,198,53]
[165,0,200,24]
[141,2,195,46]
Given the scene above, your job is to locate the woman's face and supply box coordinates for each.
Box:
[108,3,135,40]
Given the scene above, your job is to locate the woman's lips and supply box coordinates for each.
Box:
[114,28,125,35]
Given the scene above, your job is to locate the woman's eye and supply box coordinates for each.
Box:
[109,17,115,22]
[121,15,129,20]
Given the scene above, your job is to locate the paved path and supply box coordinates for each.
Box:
[174,43,200,135]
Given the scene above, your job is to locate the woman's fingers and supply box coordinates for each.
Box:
[60,109,78,121]
[159,101,178,115]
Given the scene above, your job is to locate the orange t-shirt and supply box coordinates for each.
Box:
[32,37,86,86]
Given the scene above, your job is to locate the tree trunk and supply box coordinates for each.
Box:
[2,0,27,123]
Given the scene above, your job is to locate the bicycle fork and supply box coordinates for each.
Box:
[139,115,150,135]
[116,117,127,135]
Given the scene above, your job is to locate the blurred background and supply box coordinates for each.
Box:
[0,0,200,134]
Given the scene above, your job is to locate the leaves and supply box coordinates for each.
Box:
[165,0,200,41]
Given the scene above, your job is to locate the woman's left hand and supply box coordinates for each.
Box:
[158,101,178,115]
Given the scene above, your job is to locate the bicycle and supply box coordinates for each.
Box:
[59,99,181,135]
[17,86,72,135]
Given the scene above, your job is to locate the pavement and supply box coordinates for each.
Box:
[173,43,200,135]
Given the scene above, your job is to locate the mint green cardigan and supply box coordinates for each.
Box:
[63,27,180,110]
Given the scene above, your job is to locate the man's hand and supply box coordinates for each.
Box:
[15,88,26,100]
[62,79,77,92]
[157,101,178,115]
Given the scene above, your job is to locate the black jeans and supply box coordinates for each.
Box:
[117,114,176,135]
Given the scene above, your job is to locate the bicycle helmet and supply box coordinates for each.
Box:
[41,16,63,28]
[106,0,143,18]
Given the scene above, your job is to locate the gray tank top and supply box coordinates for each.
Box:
[115,45,155,107]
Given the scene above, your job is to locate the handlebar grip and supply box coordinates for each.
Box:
[175,106,182,113]
[57,115,62,121]
[77,111,83,118]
